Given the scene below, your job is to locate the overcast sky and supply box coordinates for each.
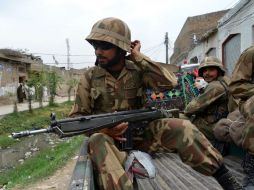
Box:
[0,0,239,69]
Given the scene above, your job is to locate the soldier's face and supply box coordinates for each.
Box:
[202,67,219,82]
[92,41,121,68]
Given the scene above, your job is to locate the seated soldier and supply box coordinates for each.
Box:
[184,57,237,152]
[70,18,242,190]
[227,46,254,189]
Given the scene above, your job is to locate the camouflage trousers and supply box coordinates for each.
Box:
[192,117,215,141]
[240,95,254,154]
[88,118,223,190]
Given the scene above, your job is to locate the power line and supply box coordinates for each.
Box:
[223,0,240,9]
[32,52,95,57]
[32,42,171,61]
[146,44,164,60]
[143,42,164,53]
[44,62,94,65]
[220,12,254,29]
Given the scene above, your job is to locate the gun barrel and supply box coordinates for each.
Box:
[12,128,52,139]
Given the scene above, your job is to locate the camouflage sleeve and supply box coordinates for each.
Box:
[68,69,92,117]
[130,51,178,90]
[184,81,226,115]
[229,46,254,99]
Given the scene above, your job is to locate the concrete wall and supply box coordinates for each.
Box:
[187,43,205,64]
[0,60,85,105]
[170,10,227,65]
[218,0,254,58]
[0,60,28,101]
[0,50,81,106]
[188,32,219,64]
[181,0,254,71]
[0,61,17,88]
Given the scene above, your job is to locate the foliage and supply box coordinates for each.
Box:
[0,135,14,148]
[0,136,84,188]
[0,101,73,148]
[27,70,62,108]
[46,71,62,106]
[66,78,78,101]
[0,101,77,188]
[27,71,47,108]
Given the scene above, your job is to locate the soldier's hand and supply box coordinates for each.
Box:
[131,40,141,51]
[130,40,141,57]
[100,122,128,142]
[229,121,245,146]
[213,119,232,142]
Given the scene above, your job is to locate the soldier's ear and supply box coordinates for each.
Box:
[217,69,224,77]
[116,47,126,56]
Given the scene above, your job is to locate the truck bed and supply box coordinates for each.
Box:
[69,139,245,190]
[135,153,244,190]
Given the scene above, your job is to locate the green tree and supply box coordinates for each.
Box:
[46,71,62,106]
[66,78,78,101]
[27,71,47,108]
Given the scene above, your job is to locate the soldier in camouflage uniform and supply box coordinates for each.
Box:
[69,17,241,190]
[229,46,254,189]
[184,57,237,142]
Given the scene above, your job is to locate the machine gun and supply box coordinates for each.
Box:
[12,108,179,150]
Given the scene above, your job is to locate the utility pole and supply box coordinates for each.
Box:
[66,38,70,70]
[164,32,169,64]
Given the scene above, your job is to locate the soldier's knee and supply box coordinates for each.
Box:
[158,118,188,135]
[169,119,200,135]
[89,133,109,146]
[183,119,196,128]
[166,118,190,130]
[88,133,112,157]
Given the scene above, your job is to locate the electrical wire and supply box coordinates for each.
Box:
[32,52,95,57]
[220,13,254,29]
[143,42,164,53]
[219,1,254,29]
[31,41,172,67]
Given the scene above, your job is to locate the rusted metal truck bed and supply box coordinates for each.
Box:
[69,139,244,190]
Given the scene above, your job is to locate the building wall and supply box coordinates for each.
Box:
[0,50,84,105]
[0,60,29,96]
[0,59,85,105]
[180,0,254,75]
[188,32,219,64]
[0,60,29,105]
[204,33,218,56]
[29,63,84,97]
[187,43,205,65]
[218,0,254,58]
[170,10,228,65]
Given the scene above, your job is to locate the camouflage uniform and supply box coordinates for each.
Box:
[69,18,224,190]
[213,109,245,146]
[184,57,235,141]
[69,54,224,189]
[229,46,254,189]
[229,45,254,154]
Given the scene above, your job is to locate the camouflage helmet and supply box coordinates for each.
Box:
[86,17,131,52]
[198,56,225,77]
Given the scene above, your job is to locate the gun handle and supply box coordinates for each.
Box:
[118,127,133,151]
